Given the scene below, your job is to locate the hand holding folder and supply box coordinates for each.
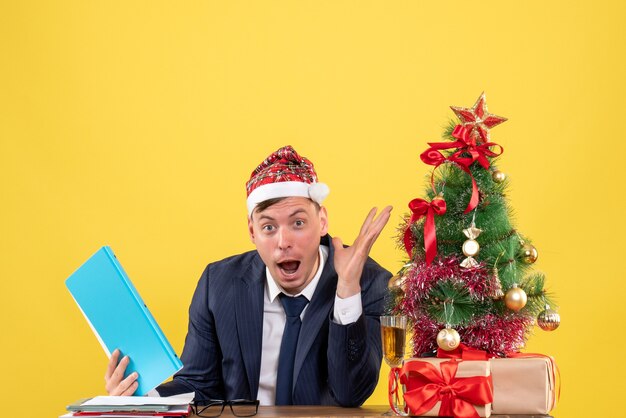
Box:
[66,246,183,396]
[105,348,140,396]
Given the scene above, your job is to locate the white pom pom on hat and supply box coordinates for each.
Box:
[308,182,330,204]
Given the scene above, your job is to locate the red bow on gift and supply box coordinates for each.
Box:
[420,125,504,214]
[398,360,493,418]
[403,196,447,264]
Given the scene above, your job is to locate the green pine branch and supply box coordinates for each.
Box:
[519,273,556,316]
[424,279,490,327]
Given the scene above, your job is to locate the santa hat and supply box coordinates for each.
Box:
[246,145,330,215]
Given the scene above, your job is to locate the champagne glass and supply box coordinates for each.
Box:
[380,315,407,416]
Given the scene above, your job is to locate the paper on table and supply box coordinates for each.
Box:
[81,392,194,406]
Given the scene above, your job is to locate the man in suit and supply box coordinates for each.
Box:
[104,145,393,406]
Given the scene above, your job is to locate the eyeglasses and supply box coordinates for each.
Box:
[191,399,260,417]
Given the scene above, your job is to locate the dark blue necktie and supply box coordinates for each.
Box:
[275,294,309,405]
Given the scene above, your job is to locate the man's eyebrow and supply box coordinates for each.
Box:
[289,208,308,217]
[256,208,308,221]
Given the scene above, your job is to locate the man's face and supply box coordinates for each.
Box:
[248,197,329,295]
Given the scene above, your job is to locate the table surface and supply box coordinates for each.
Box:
[192,405,553,417]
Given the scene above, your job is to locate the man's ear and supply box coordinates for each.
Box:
[319,206,329,236]
[248,216,256,243]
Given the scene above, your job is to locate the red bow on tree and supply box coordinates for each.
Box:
[403,196,446,264]
[447,125,504,169]
[420,125,504,214]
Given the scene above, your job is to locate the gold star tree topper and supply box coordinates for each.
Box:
[450,92,507,143]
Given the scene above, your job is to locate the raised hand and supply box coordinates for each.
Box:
[332,206,392,298]
[104,348,139,396]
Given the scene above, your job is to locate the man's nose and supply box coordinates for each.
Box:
[277,228,292,250]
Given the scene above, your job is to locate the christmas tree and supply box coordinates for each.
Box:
[392,93,560,357]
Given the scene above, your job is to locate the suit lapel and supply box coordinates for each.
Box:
[293,235,337,386]
[234,253,266,399]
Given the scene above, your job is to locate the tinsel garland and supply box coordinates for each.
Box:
[401,256,494,303]
[409,312,534,357]
[458,313,534,355]
[398,255,535,357]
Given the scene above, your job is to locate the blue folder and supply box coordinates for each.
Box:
[66,246,183,396]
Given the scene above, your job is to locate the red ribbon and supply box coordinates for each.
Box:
[388,367,402,415]
[420,125,504,214]
[395,359,493,418]
[449,125,503,169]
[403,196,446,264]
[437,343,495,361]
[429,125,504,169]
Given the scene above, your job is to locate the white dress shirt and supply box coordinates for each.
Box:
[256,245,362,405]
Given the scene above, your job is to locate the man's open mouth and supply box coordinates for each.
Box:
[277,260,301,275]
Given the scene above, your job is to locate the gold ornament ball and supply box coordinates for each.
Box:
[492,170,506,183]
[388,274,407,292]
[436,328,461,351]
[537,307,561,331]
[462,239,480,257]
[504,286,528,312]
[520,243,539,264]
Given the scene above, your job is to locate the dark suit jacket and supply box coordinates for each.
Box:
[157,235,391,406]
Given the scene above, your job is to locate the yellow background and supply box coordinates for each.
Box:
[1,1,624,416]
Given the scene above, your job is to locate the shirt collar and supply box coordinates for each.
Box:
[266,245,329,303]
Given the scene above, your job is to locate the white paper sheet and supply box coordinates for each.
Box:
[81,392,194,406]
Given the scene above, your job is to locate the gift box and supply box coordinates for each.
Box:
[489,356,557,415]
[391,358,492,418]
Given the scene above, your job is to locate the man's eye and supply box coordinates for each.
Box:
[262,225,275,232]
[295,220,304,227]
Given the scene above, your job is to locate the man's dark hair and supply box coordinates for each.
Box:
[251,197,320,219]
